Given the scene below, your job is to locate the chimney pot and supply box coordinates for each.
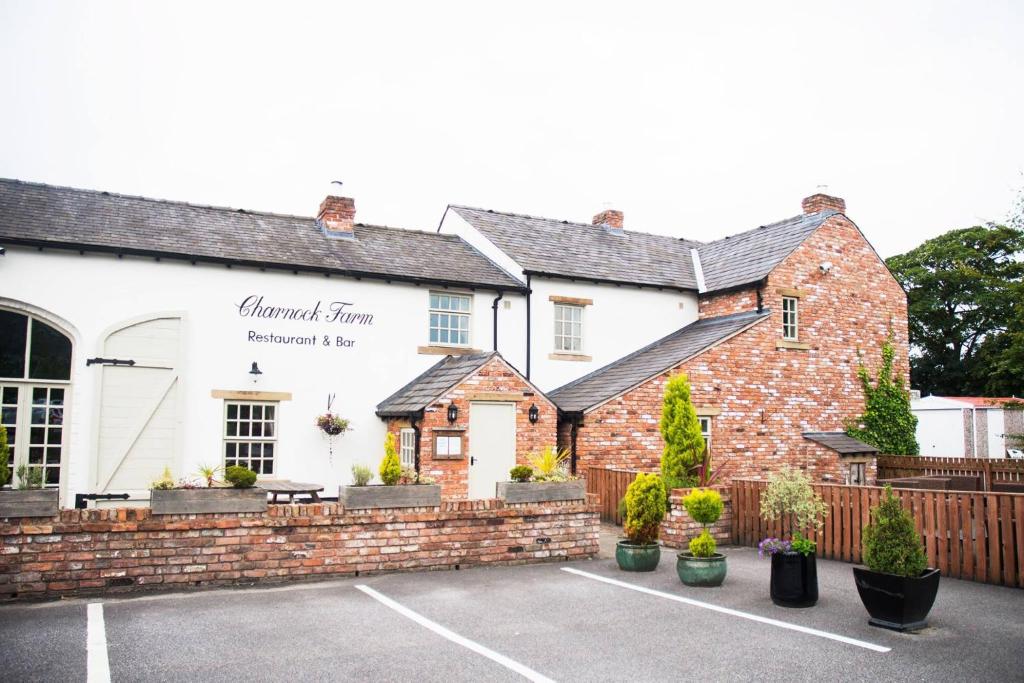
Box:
[801,193,846,215]
[318,191,356,239]
[593,209,624,233]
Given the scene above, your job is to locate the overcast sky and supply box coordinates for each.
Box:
[1,1,1021,257]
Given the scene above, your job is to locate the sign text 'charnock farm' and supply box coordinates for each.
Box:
[236,295,374,349]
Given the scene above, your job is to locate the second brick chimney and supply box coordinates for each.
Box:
[801,192,846,215]
[593,208,624,234]
[318,183,356,239]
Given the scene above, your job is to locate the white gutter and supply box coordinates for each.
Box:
[690,248,706,293]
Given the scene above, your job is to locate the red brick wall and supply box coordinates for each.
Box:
[575,216,907,484]
[386,356,558,499]
[0,499,599,600]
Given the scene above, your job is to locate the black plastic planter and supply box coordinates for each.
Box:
[770,551,818,607]
[853,566,940,632]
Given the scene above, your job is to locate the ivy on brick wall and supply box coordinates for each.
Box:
[846,333,920,455]
[660,372,704,490]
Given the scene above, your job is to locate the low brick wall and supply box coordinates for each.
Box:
[0,497,600,601]
[660,487,732,550]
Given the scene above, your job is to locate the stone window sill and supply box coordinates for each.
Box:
[418,345,482,356]
[549,352,593,362]
[776,340,812,350]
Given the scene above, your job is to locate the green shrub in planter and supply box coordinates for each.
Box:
[0,425,10,487]
[509,465,533,483]
[623,473,666,545]
[224,465,257,488]
[351,464,373,486]
[681,488,723,557]
[380,433,401,486]
[863,486,927,577]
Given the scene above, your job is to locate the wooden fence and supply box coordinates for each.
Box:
[877,455,1024,491]
[732,479,1024,588]
[586,467,638,525]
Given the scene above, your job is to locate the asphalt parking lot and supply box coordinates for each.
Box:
[1,545,1022,682]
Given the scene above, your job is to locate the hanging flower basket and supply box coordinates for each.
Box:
[315,413,350,436]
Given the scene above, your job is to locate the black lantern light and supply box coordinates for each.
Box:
[528,403,540,424]
[249,361,263,383]
[447,403,458,423]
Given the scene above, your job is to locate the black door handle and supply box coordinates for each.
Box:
[470,456,476,465]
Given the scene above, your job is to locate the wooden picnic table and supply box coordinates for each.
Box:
[257,480,324,503]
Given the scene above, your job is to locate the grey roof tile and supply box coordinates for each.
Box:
[376,352,498,416]
[697,211,836,292]
[548,310,770,413]
[449,205,701,290]
[0,179,525,291]
[802,432,879,455]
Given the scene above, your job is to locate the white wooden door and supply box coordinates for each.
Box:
[467,402,516,499]
[95,317,182,493]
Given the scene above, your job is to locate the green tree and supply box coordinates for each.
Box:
[379,432,401,485]
[660,373,704,492]
[0,424,10,487]
[846,333,919,455]
[886,224,1024,395]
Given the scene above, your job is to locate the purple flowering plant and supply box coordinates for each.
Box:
[758,537,792,558]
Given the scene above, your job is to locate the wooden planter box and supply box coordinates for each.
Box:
[150,488,268,515]
[496,480,586,504]
[0,489,60,518]
[338,484,441,510]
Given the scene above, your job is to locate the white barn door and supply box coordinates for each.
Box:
[467,402,516,499]
[95,316,182,494]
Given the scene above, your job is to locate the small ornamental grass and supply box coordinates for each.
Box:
[351,464,373,486]
[527,446,571,482]
[623,473,667,545]
[862,485,928,577]
[681,488,724,557]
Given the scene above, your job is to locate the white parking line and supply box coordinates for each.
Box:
[355,584,556,683]
[561,567,890,653]
[87,602,112,683]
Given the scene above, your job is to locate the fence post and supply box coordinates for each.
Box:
[983,459,992,492]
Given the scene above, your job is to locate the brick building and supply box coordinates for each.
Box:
[548,194,905,485]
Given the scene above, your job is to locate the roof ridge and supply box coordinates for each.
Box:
[700,210,839,250]
[0,177,462,239]
[450,203,697,244]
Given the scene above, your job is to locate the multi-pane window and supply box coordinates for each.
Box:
[429,293,471,346]
[224,401,277,475]
[699,416,712,456]
[0,309,71,489]
[782,296,799,341]
[400,428,416,468]
[554,304,583,353]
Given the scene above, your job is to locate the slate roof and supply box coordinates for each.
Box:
[376,352,498,417]
[0,179,525,291]
[696,211,837,292]
[802,432,879,455]
[548,310,770,414]
[449,205,701,290]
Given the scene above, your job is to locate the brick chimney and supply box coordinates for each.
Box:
[593,209,624,234]
[801,192,846,215]
[318,183,356,239]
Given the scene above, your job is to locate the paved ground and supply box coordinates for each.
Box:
[1,543,1022,682]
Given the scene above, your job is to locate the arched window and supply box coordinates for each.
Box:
[0,309,72,489]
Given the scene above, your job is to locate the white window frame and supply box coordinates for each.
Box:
[782,296,799,341]
[553,303,584,353]
[698,416,712,456]
[399,428,416,468]
[223,400,278,476]
[428,292,472,347]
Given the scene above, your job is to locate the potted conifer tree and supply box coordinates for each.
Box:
[759,468,828,607]
[853,485,939,631]
[660,374,704,495]
[616,472,667,572]
[676,488,727,586]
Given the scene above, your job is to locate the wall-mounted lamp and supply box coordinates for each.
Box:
[447,404,458,423]
[528,403,540,424]
[249,361,263,383]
